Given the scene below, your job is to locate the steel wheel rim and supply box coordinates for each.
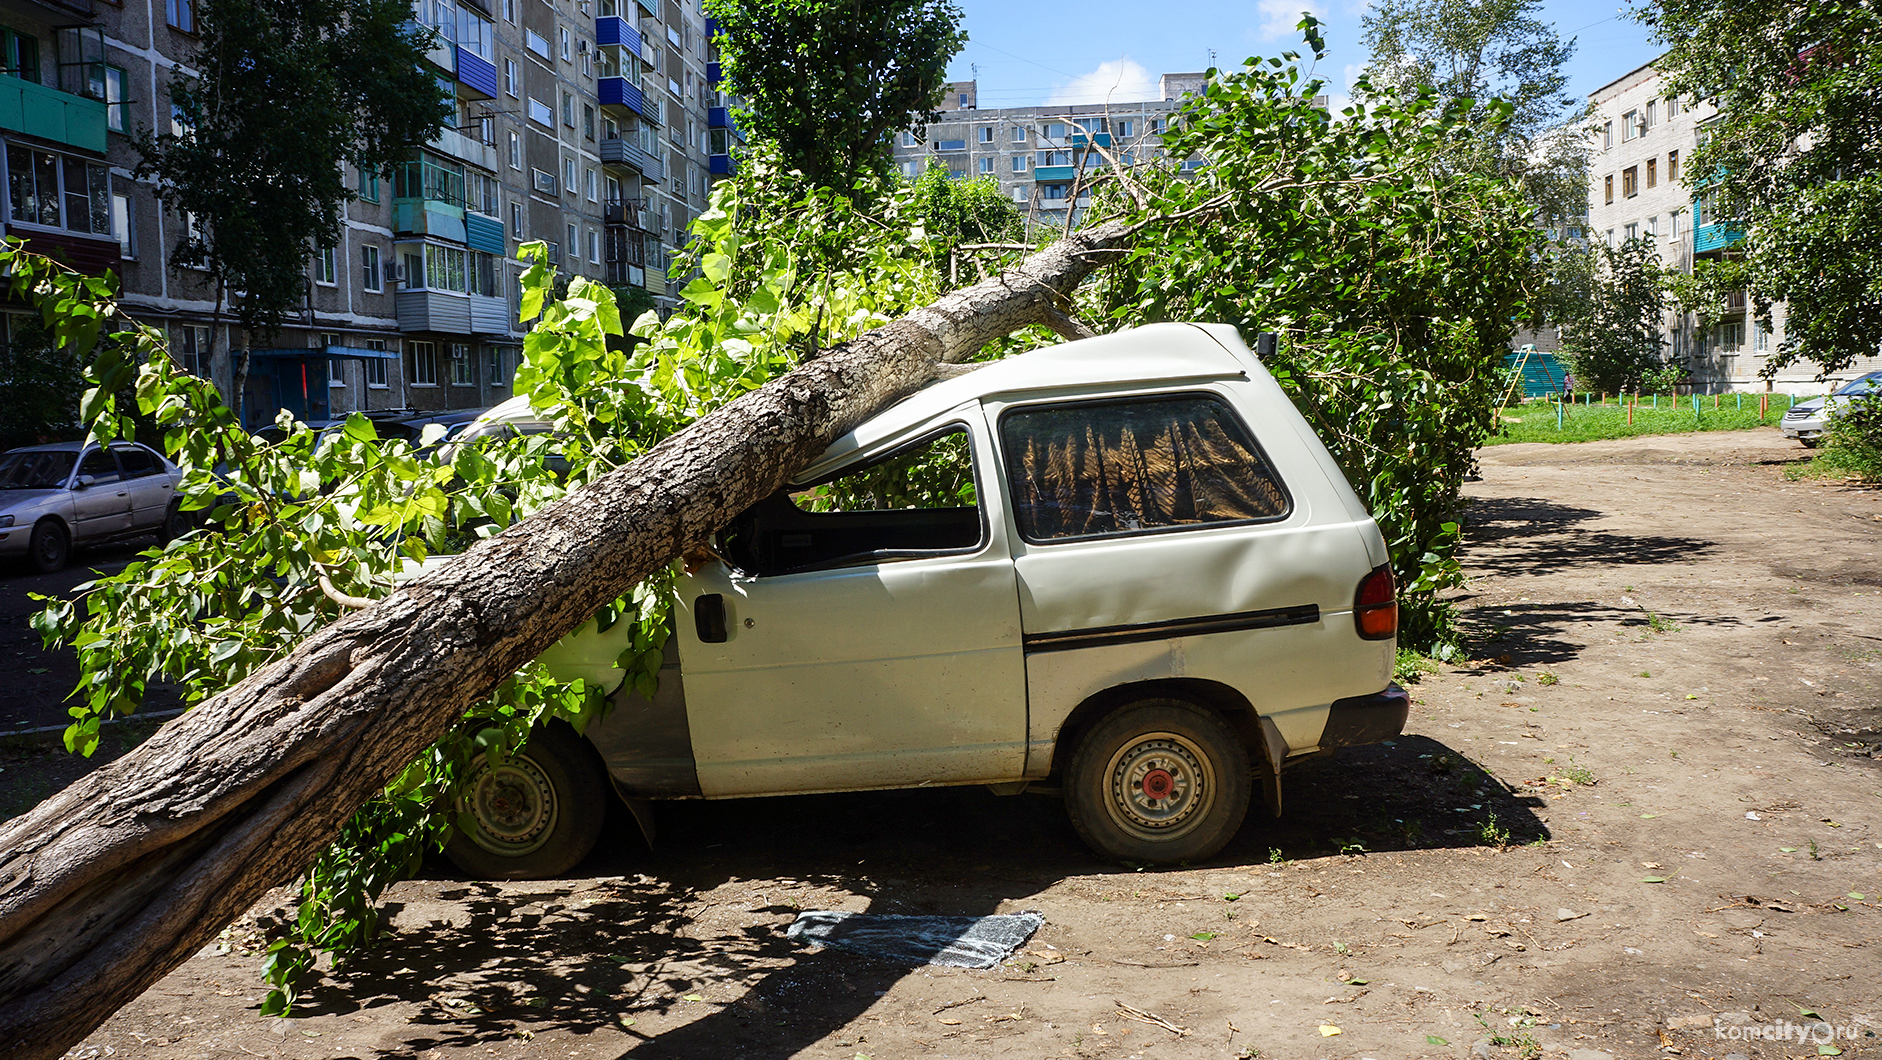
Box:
[464,752,557,856]
[35,528,64,566]
[1102,731,1215,842]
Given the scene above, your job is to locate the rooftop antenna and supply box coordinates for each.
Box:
[1208,48,1217,70]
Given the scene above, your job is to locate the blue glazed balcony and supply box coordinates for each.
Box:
[1033,165,1075,182]
[0,77,106,153]
[455,47,498,98]
[709,153,736,175]
[708,106,732,129]
[596,15,642,54]
[598,76,660,125]
[1693,222,1744,253]
[600,137,666,182]
[933,139,966,152]
[707,60,721,87]
[1071,132,1112,149]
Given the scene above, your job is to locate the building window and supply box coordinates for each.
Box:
[1041,183,1069,200]
[1011,125,1027,143]
[1602,121,1612,149]
[526,29,550,58]
[410,340,438,387]
[111,193,133,259]
[7,146,111,235]
[508,130,521,169]
[1624,221,1638,241]
[174,325,209,376]
[1043,122,1065,140]
[563,156,577,194]
[1645,99,1657,129]
[1645,215,1658,238]
[1038,150,1071,167]
[167,0,196,33]
[1754,323,1770,353]
[588,227,599,264]
[1012,155,1028,173]
[510,200,524,238]
[361,244,381,291]
[561,91,574,127]
[1604,174,1614,204]
[1667,149,1679,183]
[1646,157,1657,188]
[1670,209,1681,238]
[504,58,518,97]
[1622,166,1638,197]
[1666,95,1679,118]
[100,66,128,133]
[314,244,337,285]
[364,339,389,387]
[528,97,553,127]
[450,343,473,386]
[565,223,576,262]
[559,27,571,61]
[1116,118,1134,138]
[532,167,556,195]
[1012,185,1029,202]
[357,166,379,203]
[978,156,994,174]
[901,131,918,147]
[977,126,993,143]
[487,346,504,386]
[583,104,595,140]
[1622,110,1638,141]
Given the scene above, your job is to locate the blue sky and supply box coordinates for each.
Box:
[944,1,1661,113]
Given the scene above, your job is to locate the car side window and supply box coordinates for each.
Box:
[999,393,1289,543]
[114,446,157,479]
[721,427,982,576]
[77,447,122,486]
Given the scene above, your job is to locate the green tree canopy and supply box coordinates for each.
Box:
[1560,237,1670,393]
[703,0,967,190]
[909,168,1023,287]
[1645,0,1882,377]
[132,0,452,342]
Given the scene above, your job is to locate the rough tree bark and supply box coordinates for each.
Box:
[0,220,1133,1059]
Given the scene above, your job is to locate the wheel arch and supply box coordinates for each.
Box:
[1048,678,1264,780]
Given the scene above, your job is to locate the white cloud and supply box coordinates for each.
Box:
[1045,59,1158,107]
[1257,0,1329,40]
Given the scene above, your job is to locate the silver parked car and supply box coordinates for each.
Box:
[0,441,186,572]
[1782,371,1882,446]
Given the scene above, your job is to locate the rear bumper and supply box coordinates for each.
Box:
[1318,683,1410,750]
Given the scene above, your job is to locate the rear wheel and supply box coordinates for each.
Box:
[28,520,69,573]
[160,500,188,543]
[1064,699,1251,864]
[443,723,608,880]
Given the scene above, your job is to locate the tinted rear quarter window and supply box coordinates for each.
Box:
[114,446,157,478]
[1000,393,1289,543]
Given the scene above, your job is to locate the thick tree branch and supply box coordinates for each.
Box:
[0,219,1134,1060]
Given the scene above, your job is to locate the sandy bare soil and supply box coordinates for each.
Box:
[51,427,1882,1060]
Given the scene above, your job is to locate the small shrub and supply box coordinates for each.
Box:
[1822,395,1882,481]
[1395,648,1441,683]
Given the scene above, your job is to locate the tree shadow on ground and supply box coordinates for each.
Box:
[1445,599,1748,669]
[291,736,1543,1059]
[1461,496,1717,578]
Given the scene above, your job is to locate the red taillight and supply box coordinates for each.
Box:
[1354,564,1397,641]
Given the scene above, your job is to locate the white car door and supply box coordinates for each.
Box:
[111,445,175,529]
[69,446,133,541]
[677,408,1029,797]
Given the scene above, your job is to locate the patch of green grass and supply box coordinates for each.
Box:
[1535,671,1558,686]
[1478,809,1511,848]
[1395,648,1442,684]
[1489,399,1788,445]
[1785,442,1882,481]
[1646,612,1680,634]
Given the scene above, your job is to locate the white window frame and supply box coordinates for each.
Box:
[364,340,389,388]
[361,244,382,292]
[314,244,337,286]
[410,340,438,387]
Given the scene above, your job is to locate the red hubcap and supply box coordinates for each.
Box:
[1141,768,1175,800]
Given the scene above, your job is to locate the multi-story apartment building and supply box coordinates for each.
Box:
[0,0,722,428]
[1588,59,1881,392]
[890,74,1211,234]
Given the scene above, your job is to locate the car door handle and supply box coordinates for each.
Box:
[694,594,728,643]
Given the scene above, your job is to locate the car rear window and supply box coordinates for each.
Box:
[999,393,1289,543]
[114,446,157,478]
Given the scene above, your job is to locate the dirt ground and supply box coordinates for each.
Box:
[41,427,1882,1060]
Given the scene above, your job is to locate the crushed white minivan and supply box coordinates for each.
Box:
[446,323,1408,878]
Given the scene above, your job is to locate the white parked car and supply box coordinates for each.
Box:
[445,324,1408,877]
[0,441,186,572]
[1781,371,1882,446]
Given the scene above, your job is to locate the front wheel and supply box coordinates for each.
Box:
[443,723,608,880]
[1064,699,1251,864]
[27,520,70,573]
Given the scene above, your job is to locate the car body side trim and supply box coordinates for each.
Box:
[1022,604,1321,654]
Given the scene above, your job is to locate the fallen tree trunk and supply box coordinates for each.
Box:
[0,221,1132,1058]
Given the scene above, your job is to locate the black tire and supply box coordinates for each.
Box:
[27,520,69,574]
[443,723,608,880]
[159,500,187,544]
[1064,699,1251,865]
[1800,437,1820,449]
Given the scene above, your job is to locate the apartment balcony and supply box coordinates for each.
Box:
[598,77,660,125]
[599,137,665,182]
[455,47,498,98]
[1693,221,1744,254]
[1070,132,1112,149]
[0,76,106,153]
[709,153,736,176]
[606,262,646,288]
[393,198,468,243]
[706,60,721,88]
[595,15,643,55]
[708,106,734,130]
[603,198,652,229]
[1033,165,1075,182]
[933,139,966,152]
[429,126,498,172]
[465,212,505,254]
[396,290,513,336]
